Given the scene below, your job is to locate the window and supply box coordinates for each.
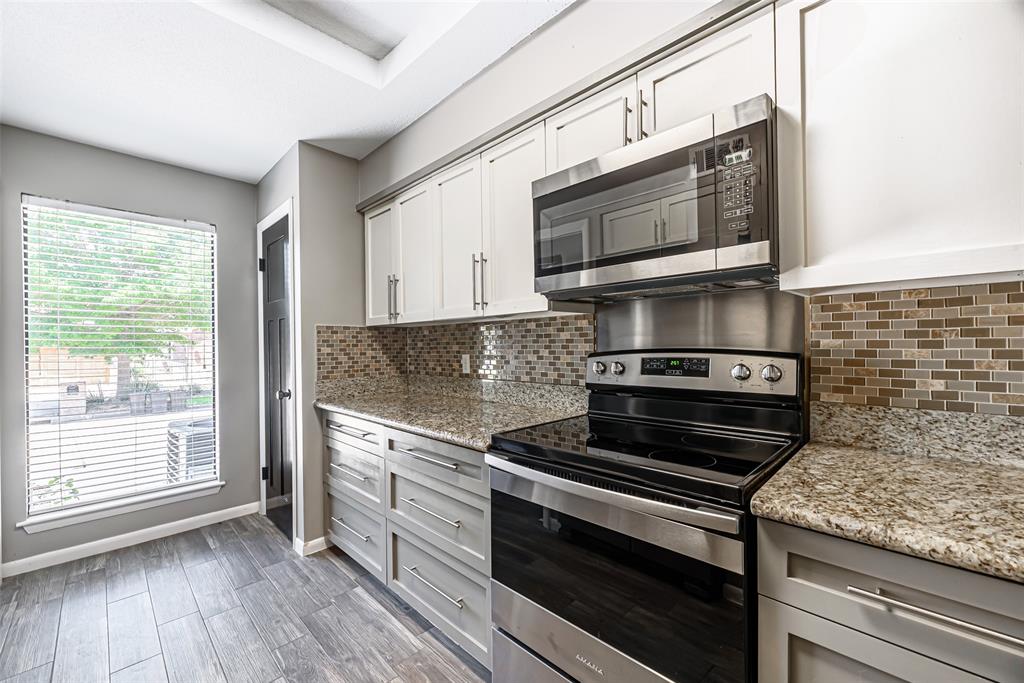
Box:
[22,195,217,516]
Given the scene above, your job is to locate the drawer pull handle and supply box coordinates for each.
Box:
[400,497,462,528]
[398,447,459,471]
[847,585,1024,650]
[402,564,464,609]
[330,462,368,483]
[327,421,373,440]
[331,516,370,542]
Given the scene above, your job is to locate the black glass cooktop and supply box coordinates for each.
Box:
[490,415,795,506]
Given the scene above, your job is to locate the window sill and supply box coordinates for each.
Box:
[16,480,226,534]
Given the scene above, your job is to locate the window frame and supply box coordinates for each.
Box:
[17,194,224,533]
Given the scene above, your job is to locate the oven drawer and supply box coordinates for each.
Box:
[758,520,1024,682]
[386,523,489,666]
[326,491,386,583]
[492,628,571,683]
[386,431,488,498]
[387,462,489,574]
[323,411,384,456]
[492,581,672,683]
[325,441,385,513]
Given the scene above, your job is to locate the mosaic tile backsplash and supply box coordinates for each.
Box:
[406,316,595,385]
[315,326,406,380]
[811,281,1024,415]
[317,314,595,386]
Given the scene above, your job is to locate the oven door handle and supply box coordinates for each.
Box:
[485,453,740,535]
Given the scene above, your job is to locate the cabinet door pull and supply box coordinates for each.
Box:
[847,585,1024,650]
[639,88,649,139]
[471,253,480,310]
[479,252,488,308]
[400,497,462,528]
[326,421,372,440]
[330,462,368,483]
[397,447,459,471]
[388,275,394,320]
[392,275,400,319]
[331,516,370,542]
[403,565,464,609]
[624,96,633,144]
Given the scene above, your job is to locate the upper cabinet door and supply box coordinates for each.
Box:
[545,77,638,172]
[638,6,775,137]
[394,182,435,324]
[776,0,1024,294]
[480,123,548,317]
[365,203,397,326]
[433,157,484,320]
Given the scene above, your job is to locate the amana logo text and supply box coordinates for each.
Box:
[575,653,604,676]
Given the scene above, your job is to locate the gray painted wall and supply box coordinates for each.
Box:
[256,142,362,545]
[256,144,298,224]
[357,0,713,201]
[296,142,363,543]
[0,125,259,563]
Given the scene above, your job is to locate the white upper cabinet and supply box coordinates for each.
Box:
[777,0,1024,294]
[638,7,775,137]
[480,123,549,317]
[394,182,435,323]
[545,78,638,172]
[433,157,484,320]
[365,203,397,326]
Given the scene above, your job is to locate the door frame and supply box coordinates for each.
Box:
[256,198,298,544]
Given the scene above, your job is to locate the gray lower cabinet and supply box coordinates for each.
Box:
[759,520,1024,682]
[387,521,491,666]
[321,410,492,668]
[325,487,387,582]
[387,461,490,575]
[759,596,990,682]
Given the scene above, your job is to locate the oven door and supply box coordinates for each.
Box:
[487,454,749,683]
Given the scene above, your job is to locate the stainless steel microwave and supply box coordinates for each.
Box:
[533,94,777,301]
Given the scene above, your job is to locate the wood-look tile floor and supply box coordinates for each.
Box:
[0,514,490,683]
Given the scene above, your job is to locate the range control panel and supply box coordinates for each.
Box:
[588,351,799,396]
[640,357,710,377]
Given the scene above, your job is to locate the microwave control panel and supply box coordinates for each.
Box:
[716,120,771,249]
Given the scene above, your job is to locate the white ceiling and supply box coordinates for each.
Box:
[0,0,573,184]
[261,1,471,60]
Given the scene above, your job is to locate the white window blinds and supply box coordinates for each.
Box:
[22,195,218,515]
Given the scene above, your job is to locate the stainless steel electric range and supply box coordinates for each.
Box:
[486,346,806,683]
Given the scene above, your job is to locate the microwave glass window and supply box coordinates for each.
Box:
[535,142,719,277]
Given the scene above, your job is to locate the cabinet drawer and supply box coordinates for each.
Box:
[325,441,385,513]
[386,430,489,498]
[323,412,384,456]
[326,492,386,583]
[759,520,1024,682]
[388,462,489,574]
[759,596,989,682]
[386,523,489,666]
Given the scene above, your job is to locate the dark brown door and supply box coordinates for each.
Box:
[262,216,292,540]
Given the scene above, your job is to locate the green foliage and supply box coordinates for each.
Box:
[24,210,214,361]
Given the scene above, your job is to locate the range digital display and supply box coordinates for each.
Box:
[641,357,710,378]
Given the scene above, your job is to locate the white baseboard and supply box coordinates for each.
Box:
[293,535,327,556]
[1,501,260,579]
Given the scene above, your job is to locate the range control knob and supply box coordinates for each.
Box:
[761,364,784,383]
[592,361,607,375]
[730,363,752,381]
[610,361,626,376]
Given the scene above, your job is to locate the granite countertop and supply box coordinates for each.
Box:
[314,377,586,452]
[751,442,1024,584]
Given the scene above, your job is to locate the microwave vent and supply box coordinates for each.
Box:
[691,144,717,174]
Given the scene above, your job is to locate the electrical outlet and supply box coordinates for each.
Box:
[461,354,471,374]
